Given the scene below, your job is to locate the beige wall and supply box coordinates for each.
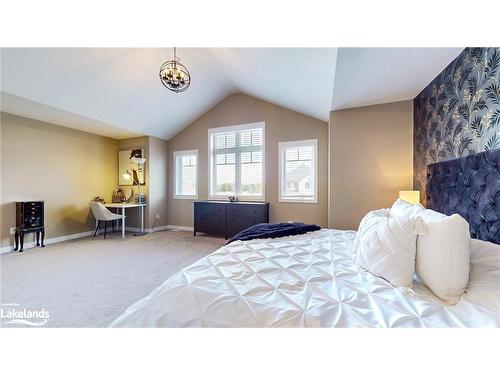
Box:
[116,136,169,230]
[0,114,169,247]
[167,93,329,228]
[0,112,118,247]
[329,100,413,230]
[148,136,169,229]
[1,95,412,246]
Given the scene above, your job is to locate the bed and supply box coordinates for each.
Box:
[111,149,500,327]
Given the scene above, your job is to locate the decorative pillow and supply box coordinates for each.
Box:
[467,239,500,312]
[355,211,424,288]
[353,208,389,254]
[415,210,471,305]
[389,198,425,219]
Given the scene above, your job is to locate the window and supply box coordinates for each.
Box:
[173,150,198,199]
[209,122,265,200]
[279,139,318,203]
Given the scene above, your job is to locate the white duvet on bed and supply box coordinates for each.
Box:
[110,229,500,327]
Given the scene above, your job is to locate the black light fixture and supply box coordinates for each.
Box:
[159,47,191,93]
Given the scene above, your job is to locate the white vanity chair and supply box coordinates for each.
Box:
[89,202,124,239]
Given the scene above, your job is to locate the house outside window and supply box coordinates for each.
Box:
[173,150,198,199]
[278,139,318,203]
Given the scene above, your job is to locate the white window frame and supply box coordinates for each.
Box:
[208,122,265,201]
[173,149,198,200]
[278,139,318,203]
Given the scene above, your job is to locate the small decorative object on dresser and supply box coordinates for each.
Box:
[194,201,269,239]
[14,201,45,252]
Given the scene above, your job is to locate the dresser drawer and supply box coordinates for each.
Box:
[24,206,42,216]
[27,201,42,207]
[226,216,263,238]
[227,205,263,218]
[194,220,226,236]
[24,201,42,211]
[194,203,225,216]
[24,221,42,228]
[195,213,226,226]
[194,201,269,239]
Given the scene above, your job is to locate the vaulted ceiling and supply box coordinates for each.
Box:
[0,47,463,140]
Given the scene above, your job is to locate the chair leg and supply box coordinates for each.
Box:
[94,221,100,237]
[104,221,107,239]
[112,220,115,233]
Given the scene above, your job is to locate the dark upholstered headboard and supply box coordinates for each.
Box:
[426,148,500,244]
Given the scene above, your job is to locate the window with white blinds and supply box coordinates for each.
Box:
[174,150,198,199]
[209,122,265,199]
[279,139,318,203]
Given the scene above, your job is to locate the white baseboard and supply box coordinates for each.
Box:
[119,226,167,233]
[165,225,194,232]
[1,225,194,254]
[151,225,169,232]
[0,230,94,254]
[119,226,147,233]
[116,224,193,232]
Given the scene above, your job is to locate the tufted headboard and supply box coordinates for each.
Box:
[426,148,500,244]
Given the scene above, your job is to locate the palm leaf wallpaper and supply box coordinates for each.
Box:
[414,47,500,204]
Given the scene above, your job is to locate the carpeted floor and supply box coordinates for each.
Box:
[0,230,225,328]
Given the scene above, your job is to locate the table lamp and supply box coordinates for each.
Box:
[399,190,420,205]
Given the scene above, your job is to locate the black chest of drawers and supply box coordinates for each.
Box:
[194,201,269,239]
[15,201,45,252]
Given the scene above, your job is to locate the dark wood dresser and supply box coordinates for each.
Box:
[194,201,269,239]
[15,201,45,252]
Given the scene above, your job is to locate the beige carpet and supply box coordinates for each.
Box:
[0,230,225,327]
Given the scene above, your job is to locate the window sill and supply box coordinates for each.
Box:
[173,195,198,200]
[278,198,318,204]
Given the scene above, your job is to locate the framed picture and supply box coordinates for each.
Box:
[119,149,145,186]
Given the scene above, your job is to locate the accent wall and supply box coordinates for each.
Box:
[414,47,500,203]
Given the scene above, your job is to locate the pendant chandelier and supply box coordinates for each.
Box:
[159,47,191,93]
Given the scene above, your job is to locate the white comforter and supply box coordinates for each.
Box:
[111,229,500,327]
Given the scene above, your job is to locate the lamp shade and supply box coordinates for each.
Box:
[131,157,146,165]
[399,190,420,205]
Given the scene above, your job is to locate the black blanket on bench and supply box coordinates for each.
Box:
[227,222,321,244]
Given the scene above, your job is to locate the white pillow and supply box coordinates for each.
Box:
[353,208,389,254]
[389,198,425,219]
[467,239,500,312]
[415,210,471,304]
[355,210,423,288]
